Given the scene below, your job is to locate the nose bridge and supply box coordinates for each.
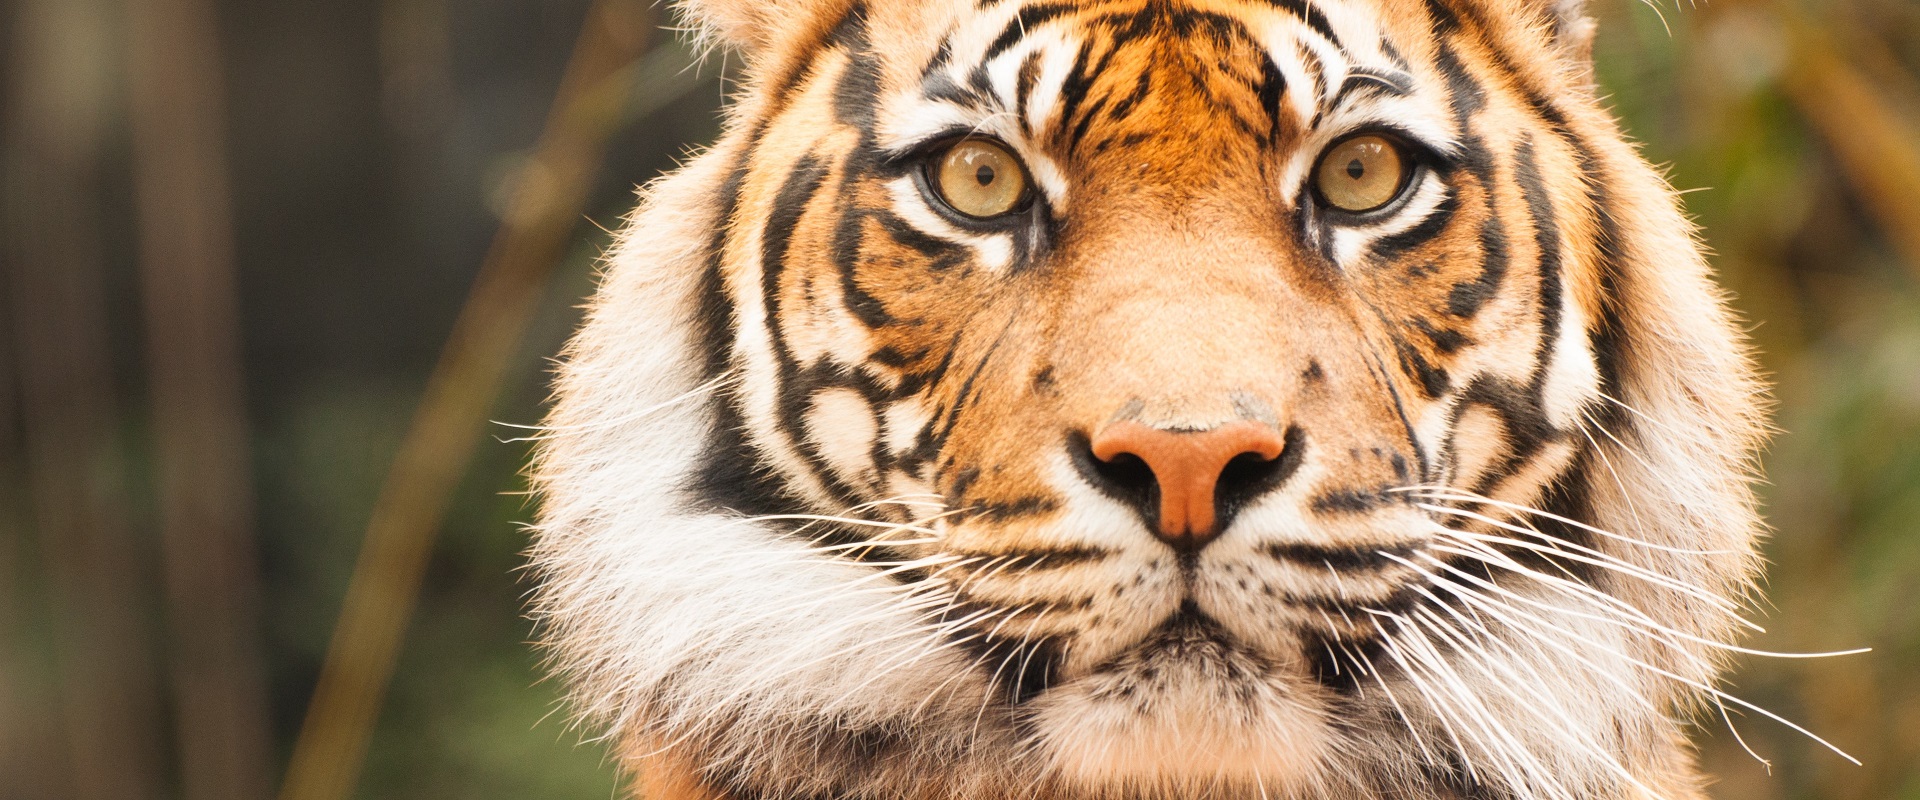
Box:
[1051,215,1335,425]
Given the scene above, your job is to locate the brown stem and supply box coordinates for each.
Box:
[276,3,652,799]
[1778,18,1920,281]
[122,0,278,796]
[2,0,168,795]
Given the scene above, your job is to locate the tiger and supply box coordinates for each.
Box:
[528,0,1787,797]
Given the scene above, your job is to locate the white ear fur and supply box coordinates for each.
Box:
[674,0,850,56]
[1541,0,1598,87]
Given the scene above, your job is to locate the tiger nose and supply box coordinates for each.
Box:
[1088,420,1288,551]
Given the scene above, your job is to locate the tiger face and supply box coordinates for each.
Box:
[533,1,1774,798]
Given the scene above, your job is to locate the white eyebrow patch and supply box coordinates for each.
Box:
[1022,32,1084,138]
[875,98,997,153]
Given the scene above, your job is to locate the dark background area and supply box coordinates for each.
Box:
[1,0,1917,798]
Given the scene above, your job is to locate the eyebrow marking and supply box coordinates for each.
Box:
[1329,66,1415,109]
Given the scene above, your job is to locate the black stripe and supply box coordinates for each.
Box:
[755,2,867,114]
[894,328,964,397]
[1013,50,1043,134]
[1523,458,1601,572]
[1457,375,1561,497]
[1264,540,1422,571]
[1309,486,1395,514]
[1256,53,1288,139]
[1445,213,1509,318]
[946,545,1108,568]
[1103,68,1154,127]
[1253,0,1340,44]
[1434,36,1486,133]
[940,618,1064,705]
[831,206,892,327]
[690,140,800,520]
[1514,135,1566,390]
[1294,39,1327,115]
[967,495,1063,522]
[824,10,898,333]
[826,8,879,129]
[1413,318,1471,353]
[931,319,1014,447]
[760,155,870,507]
[985,2,1080,63]
[760,156,832,332]
[1368,351,1433,482]
[868,207,965,263]
[1051,38,1102,138]
[1369,191,1461,263]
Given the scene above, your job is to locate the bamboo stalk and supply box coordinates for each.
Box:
[121,0,276,797]
[2,0,168,796]
[277,3,652,799]
[1777,18,1920,280]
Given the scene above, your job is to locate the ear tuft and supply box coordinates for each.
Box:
[1543,0,1598,88]
[674,0,847,56]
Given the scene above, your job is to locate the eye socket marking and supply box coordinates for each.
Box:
[930,138,1032,220]
[1313,133,1413,214]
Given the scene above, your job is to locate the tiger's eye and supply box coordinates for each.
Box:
[934,139,1030,219]
[1314,134,1409,213]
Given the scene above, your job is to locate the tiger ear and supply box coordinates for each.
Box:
[1538,0,1598,88]
[674,0,852,57]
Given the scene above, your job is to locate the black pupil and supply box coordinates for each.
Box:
[976,165,996,186]
[1346,158,1365,179]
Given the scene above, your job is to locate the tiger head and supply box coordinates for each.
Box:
[532,1,1774,798]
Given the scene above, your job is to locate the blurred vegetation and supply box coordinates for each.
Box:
[0,0,1916,798]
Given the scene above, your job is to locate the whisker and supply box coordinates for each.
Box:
[1716,699,1774,772]
[1405,604,1661,798]
[1420,541,1868,661]
[504,370,738,442]
[1394,485,1738,557]
[1408,546,1719,678]
[1413,507,1747,615]
[1368,615,1513,789]
[1574,413,1661,546]
[1395,553,1863,765]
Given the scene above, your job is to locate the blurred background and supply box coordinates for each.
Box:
[0,0,1915,798]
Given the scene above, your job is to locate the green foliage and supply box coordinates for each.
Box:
[1595,1,1920,796]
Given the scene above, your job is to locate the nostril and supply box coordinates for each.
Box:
[1092,451,1157,501]
[1215,425,1306,523]
[1068,432,1159,516]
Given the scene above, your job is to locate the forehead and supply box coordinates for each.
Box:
[860,0,1454,159]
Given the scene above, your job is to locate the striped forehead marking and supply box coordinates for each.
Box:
[907,1,1414,136]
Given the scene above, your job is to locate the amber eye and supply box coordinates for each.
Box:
[933,138,1030,219]
[1313,134,1411,214]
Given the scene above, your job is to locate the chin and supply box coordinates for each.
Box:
[1025,612,1339,795]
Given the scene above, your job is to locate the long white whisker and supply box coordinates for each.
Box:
[1399,553,1863,765]
[1717,698,1774,772]
[1414,505,1747,615]
[1422,540,1867,660]
[1406,604,1659,798]
[1347,641,1444,768]
[1369,615,1509,789]
[1395,486,1738,557]
[503,371,737,442]
[1406,547,1719,690]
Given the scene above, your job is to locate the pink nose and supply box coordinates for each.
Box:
[1089,420,1287,548]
